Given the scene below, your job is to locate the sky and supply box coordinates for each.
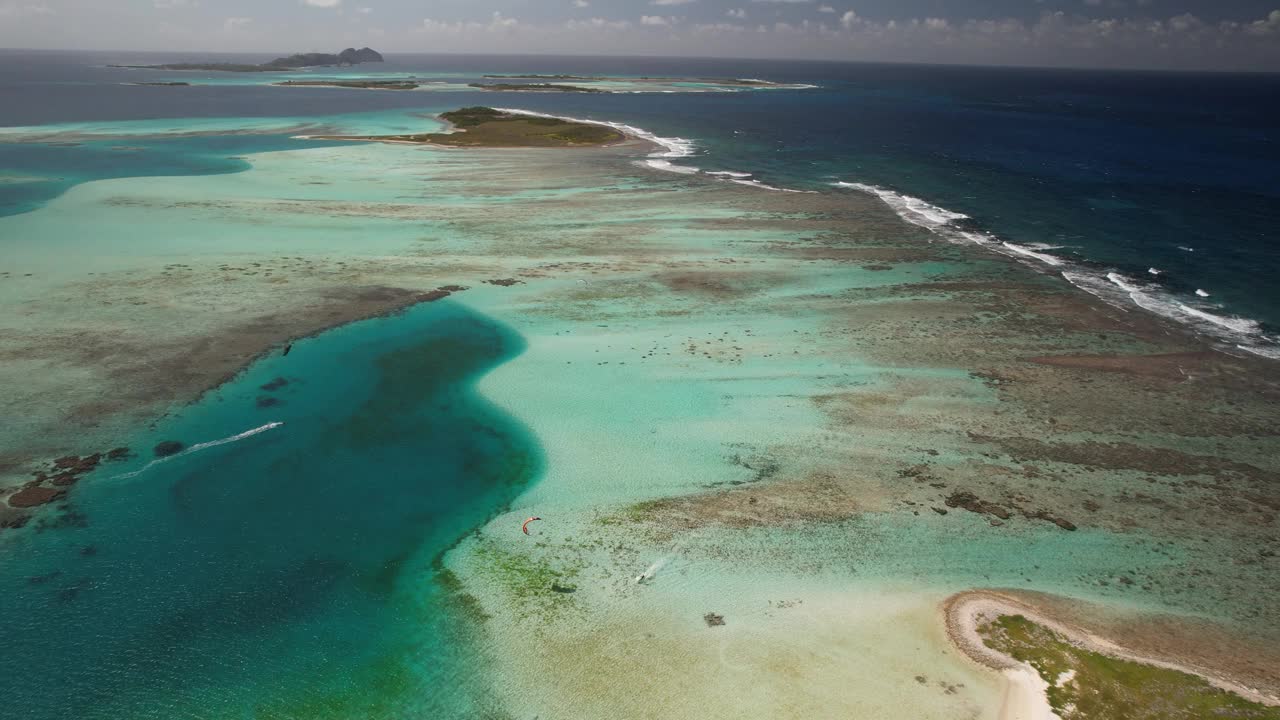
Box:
[1,0,1278,71]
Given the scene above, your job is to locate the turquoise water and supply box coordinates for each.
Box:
[0,301,541,718]
[0,134,358,218]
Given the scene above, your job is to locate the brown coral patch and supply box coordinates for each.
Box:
[625,473,867,531]
[9,485,65,508]
[1024,351,1221,381]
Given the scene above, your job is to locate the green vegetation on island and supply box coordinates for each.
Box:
[276,79,418,91]
[467,82,604,93]
[308,107,625,148]
[483,74,603,80]
[980,614,1280,720]
[110,47,384,73]
[482,74,778,87]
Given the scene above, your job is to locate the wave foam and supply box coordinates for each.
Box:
[730,178,817,193]
[494,107,694,159]
[1002,242,1064,266]
[495,108,809,194]
[839,180,1278,359]
[835,182,971,232]
[644,159,699,175]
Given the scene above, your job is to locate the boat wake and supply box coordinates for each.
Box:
[111,422,285,480]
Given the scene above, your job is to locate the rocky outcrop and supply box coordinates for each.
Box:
[9,484,65,508]
[945,491,1012,520]
[944,490,1077,531]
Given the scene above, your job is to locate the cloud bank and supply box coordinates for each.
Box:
[0,1,1277,71]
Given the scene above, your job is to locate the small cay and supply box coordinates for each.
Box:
[307,107,625,148]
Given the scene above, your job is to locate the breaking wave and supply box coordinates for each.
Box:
[494,108,811,192]
[837,181,1279,360]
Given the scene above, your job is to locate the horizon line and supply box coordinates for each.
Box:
[1,46,1277,76]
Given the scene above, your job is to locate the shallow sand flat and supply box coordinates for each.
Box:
[3,120,1280,716]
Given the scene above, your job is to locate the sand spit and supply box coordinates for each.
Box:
[944,590,1280,708]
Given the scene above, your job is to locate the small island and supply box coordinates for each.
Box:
[483,74,604,81]
[947,592,1280,720]
[467,82,604,93]
[276,79,418,91]
[305,107,625,148]
[482,74,779,87]
[111,47,384,73]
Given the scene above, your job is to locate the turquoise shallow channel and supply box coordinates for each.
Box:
[0,300,541,718]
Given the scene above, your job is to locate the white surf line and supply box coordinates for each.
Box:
[111,422,284,480]
[836,180,1280,361]
[493,107,815,192]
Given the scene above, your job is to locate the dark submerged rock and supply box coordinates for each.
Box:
[9,485,65,508]
[260,377,289,392]
[153,440,185,457]
[704,612,726,627]
[944,490,1012,520]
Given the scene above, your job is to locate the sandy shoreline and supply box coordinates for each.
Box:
[943,590,1280,710]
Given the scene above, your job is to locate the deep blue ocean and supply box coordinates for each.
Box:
[1,50,1279,717]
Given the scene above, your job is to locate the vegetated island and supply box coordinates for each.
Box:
[276,79,418,91]
[467,82,604,93]
[305,107,624,148]
[110,47,384,73]
[482,74,779,87]
[947,592,1280,719]
[483,74,605,80]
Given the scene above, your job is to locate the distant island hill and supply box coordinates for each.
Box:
[111,47,384,72]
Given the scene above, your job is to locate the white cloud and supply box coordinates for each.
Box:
[727,8,745,19]
[652,0,695,5]
[154,0,197,8]
[223,16,252,30]
[840,10,857,29]
[1246,9,1280,35]
[696,22,747,33]
[490,11,517,28]
[566,16,630,30]
[302,0,341,7]
[572,0,590,7]
[818,4,835,12]
[750,0,813,3]
[641,14,672,25]
[0,2,54,16]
